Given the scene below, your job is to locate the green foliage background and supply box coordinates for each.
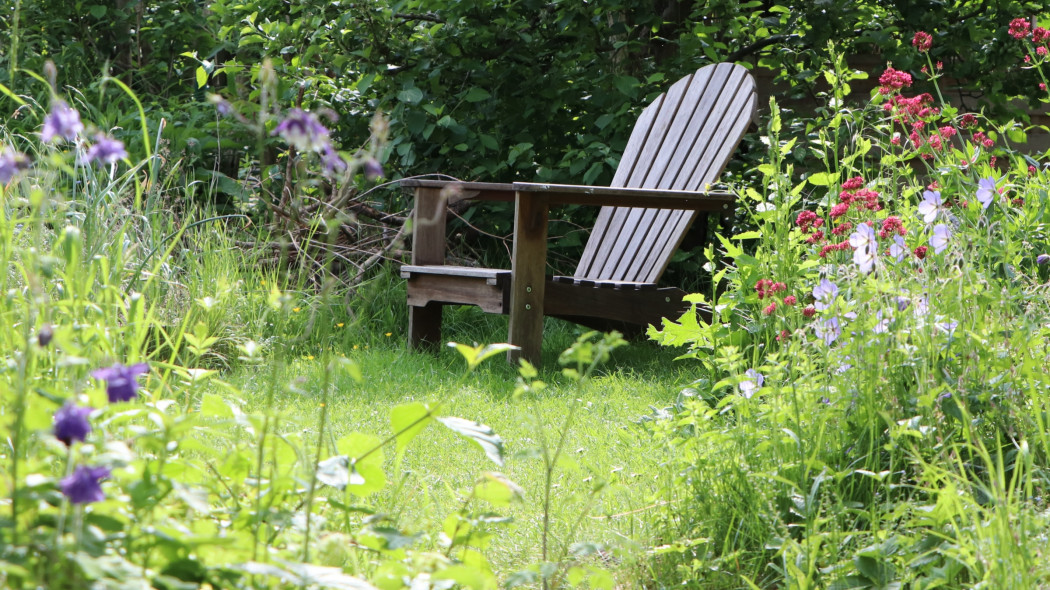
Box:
[2,0,1045,186]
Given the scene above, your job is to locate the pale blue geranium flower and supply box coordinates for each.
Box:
[739,369,764,399]
[813,279,839,311]
[888,235,908,262]
[873,309,891,334]
[975,177,996,211]
[935,318,958,336]
[930,223,951,254]
[849,223,877,273]
[814,316,841,345]
[917,190,943,225]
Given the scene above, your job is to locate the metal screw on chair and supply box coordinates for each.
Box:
[665,297,670,303]
[525,304,532,310]
[526,286,532,293]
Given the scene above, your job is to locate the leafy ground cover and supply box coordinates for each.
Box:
[4,17,1050,590]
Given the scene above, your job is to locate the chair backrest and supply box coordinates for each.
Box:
[573,62,757,283]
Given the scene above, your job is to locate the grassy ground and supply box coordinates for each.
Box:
[217,312,697,580]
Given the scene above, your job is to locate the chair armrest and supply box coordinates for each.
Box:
[401,179,515,204]
[511,182,735,212]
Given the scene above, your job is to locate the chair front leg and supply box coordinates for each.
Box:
[507,192,549,366]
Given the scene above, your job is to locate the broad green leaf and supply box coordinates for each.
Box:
[433,565,493,590]
[336,433,386,495]
[473,472,524,506]
[397,87,423,105]
[390,402,435,456]
[463,87,491,102]
[437,416,504,466]
[807,172,834,186]
[448,342,517,371]
[200,392,233,419]
[196,66,208,89]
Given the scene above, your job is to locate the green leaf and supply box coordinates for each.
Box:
[437,417,504,466]
[432,565,492,589]
[397,87,423,105]
[195,66,208,89]
[89,4,106,17]
[336,433,386,495]
[200,393,233,419]
[448,342,517,371]
[463,87,492,102]
[390,402,435,456]
[807,172,834,186]
[473,472,524,506]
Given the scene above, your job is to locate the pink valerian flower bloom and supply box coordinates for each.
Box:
[796,210,821,232]
[1037,46,1048,57]
[939,125,957,138]
[806,230,825,244]
[1009,17,1032,39]
[878,67,913,94]
[831,222,854,236]
[830,203,850,218]
[912,31,933,52]
[841,176,865,191]
[802,305,817,318]
[927,133,943,151]
[854,189,881,211]
[783,295,797,306]
[1030,165,1039,176]
[763,302,777,316]
[1034,27,1050,43]
[776,329,790,342]
[959,113,978,128]
[1041,83,1048,91]
[890,134,902,146]
[879,216,906,238]
[819,240,852,257]
[914,245,928,259]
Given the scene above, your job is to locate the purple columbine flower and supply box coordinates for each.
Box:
[320,145,347,176]
[813,279,839,311]
[363,158,383,180]
[930,223,951,254]
[84,134,127,166]
[41,100,84,143]
[814,316,841,345]
[889,235,909,262]
[918,190,943,225]
[975,177,996,211]
[37,324,54,347]
[849,223,877,273]
[207,93,233,117]
[1037,254,1050,265]
[739,369,764,399]
[896,296,911,312]
[272,109,330,153]
[0,148,31,184]
[60,465,110,504]
[53,402,92,446]
[91,362,149,402]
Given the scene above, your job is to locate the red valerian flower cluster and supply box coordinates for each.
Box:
[878,67,913,94]
[1009,17,1031,39]
[755,279,787,300]
[912,31,933,52]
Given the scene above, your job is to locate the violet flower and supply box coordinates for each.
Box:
[41,100,84,143]
[320,145,347,176]
[53,402,93,446]
[814,316,841,345]
[849,223,877,273]
[0,148,31,184]
[364,158,384,180]
[84,134,127,166]
[60,465,110,504]
[91,362,149,402]
[272,109,330,153]
[813,279,839,311]
[930,224,951,254]
[975,177,996,211]
[739,369,764,399]
[889,236,909,262]
[917,190,943,225]
[1037,254,1050,265]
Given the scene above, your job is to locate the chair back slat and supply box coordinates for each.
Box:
[574,63,757,282]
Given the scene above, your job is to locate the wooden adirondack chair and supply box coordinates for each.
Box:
[400,62,757,365]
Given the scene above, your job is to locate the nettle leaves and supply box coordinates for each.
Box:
[316,404,511,498]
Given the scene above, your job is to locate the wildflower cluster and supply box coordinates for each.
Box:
[50,362,149,505]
